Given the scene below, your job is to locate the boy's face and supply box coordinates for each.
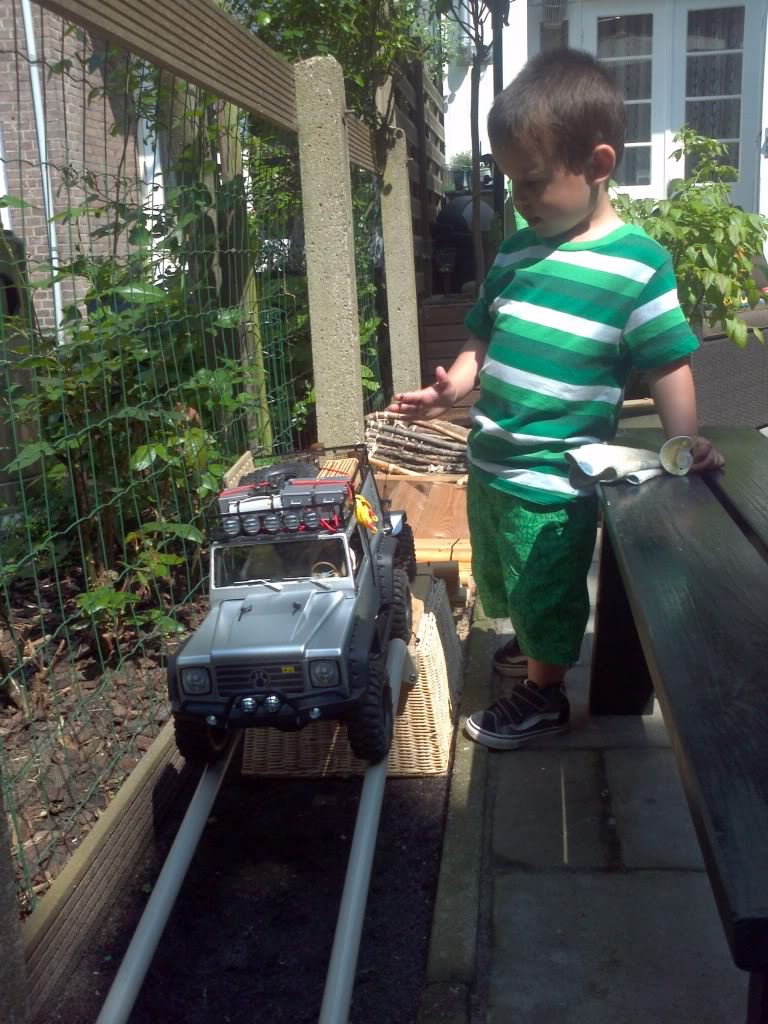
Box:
[493,142,612,239]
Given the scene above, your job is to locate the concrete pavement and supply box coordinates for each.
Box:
[419,543,748,1024]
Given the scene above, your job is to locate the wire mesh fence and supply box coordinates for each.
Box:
[351,165,390,414]
[0,2,319,913]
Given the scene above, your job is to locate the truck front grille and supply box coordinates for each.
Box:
[215,663,305,697]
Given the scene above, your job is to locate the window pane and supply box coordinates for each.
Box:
[625,103,651,143]
[686,142,739,177]
[597,14,653,58]
[614,147,651,186]
[603,59,651,100]
[687,7,744,52]
[686,53,742,96]
[686,98,741,138]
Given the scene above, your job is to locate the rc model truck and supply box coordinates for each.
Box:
[167,445,416,765]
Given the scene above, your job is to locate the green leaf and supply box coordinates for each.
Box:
[114,283,167,305]
[140,521,204,543]
[6,441,56,471]
[213,307,245,328]
[0,195,34,210]
[752,326,764,344]
[130,445,158,471]
[128,225,152,246]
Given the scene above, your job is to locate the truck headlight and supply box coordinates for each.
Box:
[242,513,261,535]
[309,660,340,687]
[180,667,212,695]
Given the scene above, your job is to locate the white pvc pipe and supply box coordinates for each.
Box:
[318,638,408,1024]
[94,739,238,1024]
[20,0,63,340]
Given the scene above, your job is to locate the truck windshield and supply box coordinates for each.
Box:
[214,537,350,588]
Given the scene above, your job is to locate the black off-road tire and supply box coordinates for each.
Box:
[174,718,229,764]
[346,658,393,765]
[394,522,417,581]
[390,567,413,643]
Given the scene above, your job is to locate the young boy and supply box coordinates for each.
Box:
[390,48,724,750]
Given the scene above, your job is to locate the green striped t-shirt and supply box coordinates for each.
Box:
[464,222,698,504]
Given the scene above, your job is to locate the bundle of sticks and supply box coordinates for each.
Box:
[365,412,469,476]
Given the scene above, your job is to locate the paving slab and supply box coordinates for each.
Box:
[493,751,606,869]
[489,871,746,1024]
[605,748,704,869]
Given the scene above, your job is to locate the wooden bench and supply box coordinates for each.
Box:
[589,426,768,1024]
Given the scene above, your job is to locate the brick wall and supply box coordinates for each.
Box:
[0,1,142,329]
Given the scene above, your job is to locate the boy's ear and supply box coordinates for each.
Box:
[586,144,617,186]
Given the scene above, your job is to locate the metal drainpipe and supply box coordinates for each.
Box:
[21,0,63,341]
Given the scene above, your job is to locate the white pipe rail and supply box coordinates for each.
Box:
[94,638,410,1024]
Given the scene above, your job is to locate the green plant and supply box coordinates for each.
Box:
[612,128,768,346]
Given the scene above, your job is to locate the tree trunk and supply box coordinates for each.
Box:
[217,103,273,451]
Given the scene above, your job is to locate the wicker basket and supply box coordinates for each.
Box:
[240,574,463,778]
[223,450,360,490]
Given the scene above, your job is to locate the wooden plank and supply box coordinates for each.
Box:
[703,427,768,555]
[422,72,444,109]
[417,483,469,540]
[395,74,417,109]
[594,467,768,970]
[615,427,768,554]
[421,301,473,326]
[396,108,419,146]
[39,0,297,131]
[386,480,430,535]
[346,116,377,172]
[424,322,470,343]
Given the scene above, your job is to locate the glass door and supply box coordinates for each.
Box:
[670,2,760,212]
[581,4,670,200]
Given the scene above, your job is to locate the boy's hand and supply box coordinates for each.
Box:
[689,436,725,473]
[388,366,458,421]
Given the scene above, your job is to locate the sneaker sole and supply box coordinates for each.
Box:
[464,718,570,750]
[493,659,529,678]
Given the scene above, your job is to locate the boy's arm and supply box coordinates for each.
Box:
[647,358,725,473]
[388,334,488,420]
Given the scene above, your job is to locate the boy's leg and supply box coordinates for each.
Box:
[466,486,597,749]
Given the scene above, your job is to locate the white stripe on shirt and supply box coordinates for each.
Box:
[624,288,680,335]
[481,358,623,405]
[470,410,601,447]
[468,453,593,496]
[490,298,622,345]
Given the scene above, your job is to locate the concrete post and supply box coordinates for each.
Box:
[0,790,29,1023]
[379,127,422,395]
[295,57,365,445]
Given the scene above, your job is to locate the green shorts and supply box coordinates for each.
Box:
[467,469,598,665]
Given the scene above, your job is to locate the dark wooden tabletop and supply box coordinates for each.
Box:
[599,426,768,971]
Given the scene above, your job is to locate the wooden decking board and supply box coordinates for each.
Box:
[417,483,469,540]
[386,480,431,535]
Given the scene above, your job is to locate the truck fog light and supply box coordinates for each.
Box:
[181,667,212,694]
[222,515,241,537]
[263,511,280,533]
[242,513,261,535]
[303,508,320,530]
[310,660,340,687]
[282,509,302,532]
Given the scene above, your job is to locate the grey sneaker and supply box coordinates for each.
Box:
[493,636,528,678]
[465,680,570,750]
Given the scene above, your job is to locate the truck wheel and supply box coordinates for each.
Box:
[346,658,393,765]
[394,522,417,580]
[174,719,229,764]
[390,567,413,642]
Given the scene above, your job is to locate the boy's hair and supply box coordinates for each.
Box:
[487,48,626,172]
